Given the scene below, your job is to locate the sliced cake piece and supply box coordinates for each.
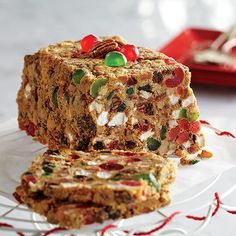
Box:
[17,149,176,209]
[16,184,171,229]
[17,34,204,156]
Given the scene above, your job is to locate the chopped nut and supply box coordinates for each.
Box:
[153,71,163,83]
[88,39,118,58]
[137,102,154,115]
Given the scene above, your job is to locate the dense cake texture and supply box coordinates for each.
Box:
[17,35,204,156]
[15,149,176,228]
[16,185,170,229]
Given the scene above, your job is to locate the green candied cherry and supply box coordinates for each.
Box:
[117,102,126,112]
[90,78,108,98]
[132,173,160,191]
[138,83,152,92]
[147,137,161,151]
[188,112,200,122]
[160,126,167,140]
[104,51,127,67]
[126,87,134,95]
[179,108,188,119]
[42,163,55,176]
[52,87,59,107]
[72,69,86,85]
[107,90,114,100]
[190,159,200,165]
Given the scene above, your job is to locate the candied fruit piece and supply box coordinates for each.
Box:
[81,34,101,53]
[176,131,189,144]
[104,51,127,67]
[119,44,139,61]
[169,126,181,141]
[90,78,107,98]
[72,69,86,85]
[165,67,185,88]
[147,137,161,151]
[189,121,201,134]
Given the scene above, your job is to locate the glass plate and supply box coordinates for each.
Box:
[0,119,235,235]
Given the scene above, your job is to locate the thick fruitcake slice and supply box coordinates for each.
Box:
[17,34,204,156]
[16,184,171,229]
[17,149,176,208]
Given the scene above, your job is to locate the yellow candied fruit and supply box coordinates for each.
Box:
[198,150,213,159]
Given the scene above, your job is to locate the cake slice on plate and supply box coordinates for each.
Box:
[15,149,177,228]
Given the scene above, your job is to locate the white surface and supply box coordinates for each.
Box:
[0,1,236,235]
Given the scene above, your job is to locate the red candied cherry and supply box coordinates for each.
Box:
[13,192,23,204]
[176,131,189,145]
[177,118,189,130]
[80,34,101,53]
[189,121,201,134]
[23,175,37,186]
[69,154,80,160]
[187,146,196,154]
[27,122,36,137]
[176,86,188,98]
[119,44,139,61]
[107,140,119,150]
[19,120,26,130]
[164,58,176,65]
[165,67,185,88]
[169,126,181,141]
[126,157,141,163]
[120,180,142,186]
[99,162,124,171]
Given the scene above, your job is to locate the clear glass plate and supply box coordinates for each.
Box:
[0,119,235,235]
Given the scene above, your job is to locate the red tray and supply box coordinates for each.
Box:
[159,27,236,87]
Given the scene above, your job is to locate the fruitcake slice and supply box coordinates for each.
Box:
[19,149,177,208]
[16,183,171,229]
[17,34,204,156]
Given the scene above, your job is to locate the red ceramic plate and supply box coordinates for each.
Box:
[159,27,236,87]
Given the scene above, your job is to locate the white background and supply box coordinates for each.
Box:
[0,0,236,235]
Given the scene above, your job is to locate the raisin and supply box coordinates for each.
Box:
[126,76,137,86]
[138,84,152,92]
[105,206,121,219]
[76,136,90,151]
[77,115,96,137]
[137,102,154,115]
[153,71,163,83]
[117,102,126,112]
[125,140,136,149]
[133,122,149,132]
[115,191,133,204]
[93,141,105,150]
[45,150,60,155]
